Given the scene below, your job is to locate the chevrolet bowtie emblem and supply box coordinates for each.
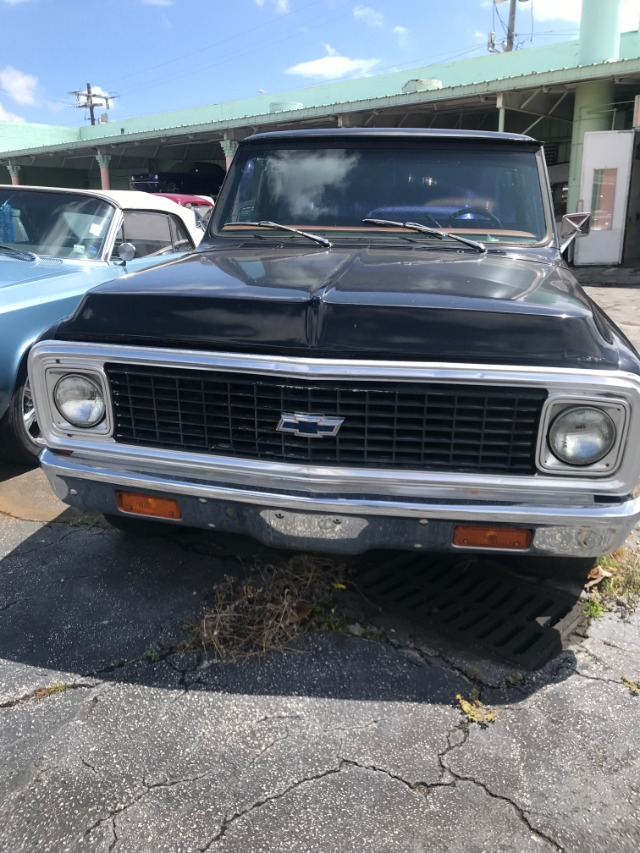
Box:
[277,412,344,438]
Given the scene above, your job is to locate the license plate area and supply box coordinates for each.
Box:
[260,508,372,541]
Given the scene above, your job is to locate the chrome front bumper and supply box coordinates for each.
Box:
[40,449,640,557]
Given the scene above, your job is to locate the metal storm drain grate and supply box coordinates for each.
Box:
[353,554,585,670]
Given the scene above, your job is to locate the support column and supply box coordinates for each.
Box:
[566,0,623,212]
[497,94,506,133]
[7,161,21,186]
[95,151,111,190]
[567,80,615,212]
[220,139,238,170]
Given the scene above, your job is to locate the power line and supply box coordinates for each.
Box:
[113,3,357,103]
[103,0,344,91]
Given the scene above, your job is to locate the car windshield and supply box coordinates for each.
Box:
[215,141,549,245]
[0,188,114,260]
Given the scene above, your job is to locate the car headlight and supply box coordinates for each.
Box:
[53,374,106,427]
[548,406,616,466]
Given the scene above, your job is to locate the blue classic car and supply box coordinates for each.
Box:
[0,185,203,465]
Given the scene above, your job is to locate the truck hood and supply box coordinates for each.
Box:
[55,245,624,368]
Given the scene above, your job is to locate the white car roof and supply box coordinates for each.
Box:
[0,184,203,247]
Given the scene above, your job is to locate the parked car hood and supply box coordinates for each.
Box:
[0,254,186,311]
[0,257,79,288]
[55,245,627,369]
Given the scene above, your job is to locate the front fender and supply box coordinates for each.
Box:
[0,294,83,420]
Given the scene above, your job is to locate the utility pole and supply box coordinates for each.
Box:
[489,0,530,54]
[68,83,112,125]
[505,0,517,51]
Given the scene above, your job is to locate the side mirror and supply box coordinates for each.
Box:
[560,212,591,253]
[117,242,137,262]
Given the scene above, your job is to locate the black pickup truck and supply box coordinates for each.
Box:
[28,128,640,576]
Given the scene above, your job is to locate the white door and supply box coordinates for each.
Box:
[575,130,634,265]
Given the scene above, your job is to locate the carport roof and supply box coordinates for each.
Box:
[1,31,639,165]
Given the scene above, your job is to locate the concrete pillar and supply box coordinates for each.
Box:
[567,80,616,212]
[95,151,111,190]
[7,161,21,186]
[220,139,238,170]
[578,0,623,66]
[566,0,623,212]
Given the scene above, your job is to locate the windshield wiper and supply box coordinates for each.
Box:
[0,244,38,262]
[362,218,485,253]
[241,221,332,249]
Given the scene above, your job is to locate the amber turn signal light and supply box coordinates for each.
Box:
[453,525,532,550]
[115,491,181,520]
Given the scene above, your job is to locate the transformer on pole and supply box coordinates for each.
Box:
[68,83,115,125]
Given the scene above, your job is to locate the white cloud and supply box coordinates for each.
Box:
[621,0,640,30]
[286,52,380,80]
[254,0,290,12]
[0,101,25,122]
[530,0,637,28]
[530,0,581,23]
[90,85,115,109]
[44,100,65,114]
[353,5,384,29]
[393,25,409,48]
[0,66,37,105]
[322,42,339,57]
[141,0,173,6]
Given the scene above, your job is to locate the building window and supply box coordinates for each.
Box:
[590,168,617,231]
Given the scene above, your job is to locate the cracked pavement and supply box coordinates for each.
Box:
[1,460,640,852]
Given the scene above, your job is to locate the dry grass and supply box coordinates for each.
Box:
[456,689,499,726]
[190,554,347,662]
[621,675,640,696]
[587,548,640,616]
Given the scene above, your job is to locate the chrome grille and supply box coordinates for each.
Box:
[105,364,546,473]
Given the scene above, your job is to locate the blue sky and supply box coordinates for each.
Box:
[0,0,638,126]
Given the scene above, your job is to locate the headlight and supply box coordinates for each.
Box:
[53,374,106,427]
[548,406,615,466]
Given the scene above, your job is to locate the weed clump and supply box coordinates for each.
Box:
[33,684,68,701]
[583,548,640,617]
[456,689,499,726]
[584,597,606,619]
[191,554,346,662]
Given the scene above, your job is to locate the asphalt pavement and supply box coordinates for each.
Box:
[0,278,639,852]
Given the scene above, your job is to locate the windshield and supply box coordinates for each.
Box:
[215,141,549,245]
[0,189,114,260]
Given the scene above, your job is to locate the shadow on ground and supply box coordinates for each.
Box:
[0,492,583,707]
